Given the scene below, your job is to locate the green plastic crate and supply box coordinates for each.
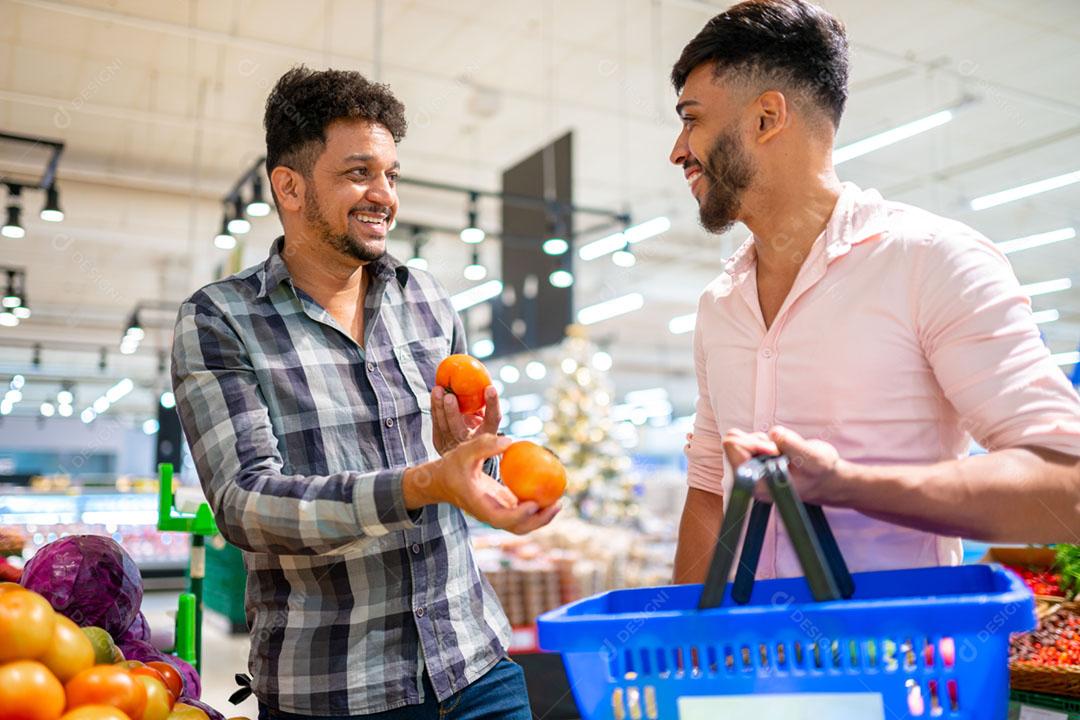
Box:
[201,536,248,633]
[1010,690,1080,719]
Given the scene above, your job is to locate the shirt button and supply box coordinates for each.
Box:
[366,362,375,372]
[415,607,425,618]
[385,418,394,428]
[762,348,774,359]
[411,543,421,554]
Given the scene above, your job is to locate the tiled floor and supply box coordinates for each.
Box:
[142,591,259,719]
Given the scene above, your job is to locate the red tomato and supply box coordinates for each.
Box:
[145,662,183,701]
[0,660,66,720]
[65,666,147,720]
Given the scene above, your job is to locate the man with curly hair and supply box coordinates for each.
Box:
[172,67,551,719]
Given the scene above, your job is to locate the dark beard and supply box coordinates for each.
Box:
[697,127,755,235]
[303,183,387,263]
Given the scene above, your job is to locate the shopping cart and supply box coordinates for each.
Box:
[537,455,1036,719]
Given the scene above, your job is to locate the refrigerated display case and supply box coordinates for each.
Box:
[0,477,190,586]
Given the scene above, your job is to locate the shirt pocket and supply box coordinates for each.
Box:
[391,336,451,461]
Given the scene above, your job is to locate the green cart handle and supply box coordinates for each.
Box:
[156,463,218,674]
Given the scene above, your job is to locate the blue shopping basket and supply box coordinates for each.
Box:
[537,456,1036,719]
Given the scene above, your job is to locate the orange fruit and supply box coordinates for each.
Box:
[501,441,567,508]
[435,354,491,414]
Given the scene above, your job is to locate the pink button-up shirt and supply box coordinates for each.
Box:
[687,182,1080,578]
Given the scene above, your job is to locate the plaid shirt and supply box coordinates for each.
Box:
[171,237,511,716]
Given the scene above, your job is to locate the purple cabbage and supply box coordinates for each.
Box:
[20,535,142,637]
[118,610,151,644]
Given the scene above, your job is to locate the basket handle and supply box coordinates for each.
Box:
[698,454,854,609]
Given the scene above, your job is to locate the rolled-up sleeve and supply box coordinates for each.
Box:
[171,296,420,555]
[915,229,1080,456]
[686,303,728,495]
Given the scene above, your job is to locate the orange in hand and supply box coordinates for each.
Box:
[501,441,567,508]
[435,354,491,415]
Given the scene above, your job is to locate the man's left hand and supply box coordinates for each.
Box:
[431,385,502,456]
[722,426,851,505]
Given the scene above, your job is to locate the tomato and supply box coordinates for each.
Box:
[40,614,95,682]
[166,705,209,720]
[65,666,147,720]
[145,662,182,700]
[0,660,66,720]
[500,441,567,507]
[130,667,168,693]
[59,708,132,720]
[435,355,491,414]
[0,589,57,661]
[135,676,173,720]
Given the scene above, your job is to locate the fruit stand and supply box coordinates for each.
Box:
[1002,545,1080,713]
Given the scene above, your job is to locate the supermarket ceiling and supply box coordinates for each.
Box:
[0,0,1078,420]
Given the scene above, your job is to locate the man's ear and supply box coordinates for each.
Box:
[270,165,305,214]
[754,90,789,144]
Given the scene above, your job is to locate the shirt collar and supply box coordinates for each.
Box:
[718,182,888,297]
[257,236,410,299]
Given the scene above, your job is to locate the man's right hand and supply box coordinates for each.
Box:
[403,434,561,535]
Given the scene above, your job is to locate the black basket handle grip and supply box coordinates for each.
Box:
[698,454,854,609]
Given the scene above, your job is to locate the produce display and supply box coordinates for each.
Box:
[1006,545,1080,698]
[1011,605,1080,667]
[473,517,674,627]
[0,535,231,720]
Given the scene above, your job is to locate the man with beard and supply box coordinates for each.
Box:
[670,0,1080,585]
[172,67,554,719]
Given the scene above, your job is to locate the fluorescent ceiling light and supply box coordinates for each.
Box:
[623,216,671,244]
[1050,350,1079,367]
[833,110,954,165]
[451,280,503,311]
[577,293,644,325]
[1031,309,1060,324]
[105,378,134,403]
[579,231,626,261]
[668,312,696,335]
[996,227,1075,254]
[971,169,1080,211]
[578,217,670,261]
[1020,278,1072,297]
[471,338,494,358]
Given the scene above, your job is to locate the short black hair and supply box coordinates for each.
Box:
[264,66,407,177]
[671,0,849,126]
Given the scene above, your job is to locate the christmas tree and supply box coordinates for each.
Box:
[544,325,638,525]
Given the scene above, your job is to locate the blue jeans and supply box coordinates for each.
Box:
[257,659,532,720]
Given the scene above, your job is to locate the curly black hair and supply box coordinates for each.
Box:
[264,66,408,178]
[671,0,849,127]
